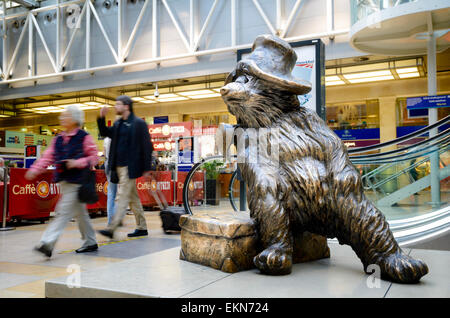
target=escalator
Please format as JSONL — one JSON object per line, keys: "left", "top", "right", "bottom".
{"left": 183, "top": 115, "right": 450, "bottom": 248}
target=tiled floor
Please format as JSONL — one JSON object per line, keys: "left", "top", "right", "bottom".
{"left": 0, "top": 211, "right": 172, "bottom": 298}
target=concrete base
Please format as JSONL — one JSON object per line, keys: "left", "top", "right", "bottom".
{"left": 45, "top": 243, "right": 450, "bottom": 298}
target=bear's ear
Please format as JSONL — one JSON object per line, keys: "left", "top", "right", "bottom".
{"left": 225, "top": 69, "right": 237, "bottom": 85}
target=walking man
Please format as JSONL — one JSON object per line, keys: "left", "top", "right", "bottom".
{"left": 97, "top": 95, "right": 153, "bottom": 238}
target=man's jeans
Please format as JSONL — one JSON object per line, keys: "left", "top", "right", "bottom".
{"left": 107, "top": 180, "right": 118, "bottom": 226}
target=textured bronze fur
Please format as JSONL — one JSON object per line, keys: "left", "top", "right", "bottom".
{"left": 220, "top": 35, "right": 428, "bottom": 283}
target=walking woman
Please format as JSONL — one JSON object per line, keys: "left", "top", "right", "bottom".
{"left": 25, "top": 105, "right": 99, "bottom": 257}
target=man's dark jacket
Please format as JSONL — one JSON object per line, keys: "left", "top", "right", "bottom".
{"left": 97, "top": 113, "right": 153, "bottom": 179}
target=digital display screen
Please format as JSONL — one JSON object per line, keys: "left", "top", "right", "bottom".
{"left": 26, "top": 145, "right": 37, "bottom": 158}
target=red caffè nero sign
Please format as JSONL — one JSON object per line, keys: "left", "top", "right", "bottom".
{"left": 9, "top": 168, "right": 60, "bottom": 217}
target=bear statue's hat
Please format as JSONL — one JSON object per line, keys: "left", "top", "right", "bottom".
{"left": 226, "top": 34, "right": 312, "bottom": 95}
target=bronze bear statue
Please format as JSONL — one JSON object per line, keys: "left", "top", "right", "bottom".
{"left": 219, "top": 34, "right": 428, "bottom": 283}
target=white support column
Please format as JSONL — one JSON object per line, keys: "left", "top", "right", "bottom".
{"left": 276, "top": 0, "right": 282, "bottom": 35}
{"left": 427, "top": 31, "right": 441, "bottom": 206}
{"left": 118, "top": 0, "right": 123, "bottom": 61}
{"left": 28, "top": 13, "right": 34, "bottom": 77}
{"left": 86, "top": 0, "right": 91, "bottom": 69}
{"left": 56, "top": 0, "right": 60, "bottom": 68}
{"left": 152, "top": 0, "right": 158, "bottom": 58}
{"left": 190, "top": 0, "right": 194, "bottom": 50}
{"left": 2, "top": 0, "right": 7, "bottom": 78}
{"left": 231, "top": 0, "right": 236, "bottom": 46}
{"left": 327, "top": 0, "right": 334, "bottom": 34}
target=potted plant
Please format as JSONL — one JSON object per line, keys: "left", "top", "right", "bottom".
{"left": 204, "top": 160, "right": 223, "bottom": 205}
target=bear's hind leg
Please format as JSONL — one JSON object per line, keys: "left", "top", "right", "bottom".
{"left": 335, "top": 193, "right": 428, "bottom": 283}
{"left": 251, "top": 192, "right": 293, "bottom": 275}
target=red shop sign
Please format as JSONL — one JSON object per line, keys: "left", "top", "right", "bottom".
{"left": 136, "top": 171, "right": 174, "bottom": 206}
{"left": 148, "top": 122, "right": 193, "bottom": 138}
{"left": 8, "top": 168, "right": 59, "bottom": 218}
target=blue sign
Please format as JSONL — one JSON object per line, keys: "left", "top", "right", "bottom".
{"left": 333, "top": 128, "right": 380, "bottom": 140}
{"left": 407, "top": 95, "right": 450, "bottom": 109}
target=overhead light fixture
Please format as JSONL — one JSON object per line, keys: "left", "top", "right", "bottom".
{"left": 157, "top": 97, "right": 189, "bottom": 102}
{"left": 343, "top": 70, "right": 392, "bottom": 80}
{"left": 347, "top": 75, "right": 394, "bottom": 84}
{"left": 0, "top": 114, "right": 11, "bottom": 118}
{"left": 84, "top": 101, "right": 101, "bottom": 106}
{"left": 189, "top": 93, "right": 222, "bottom": 99}
{"left": 325, "top": 57, "right": 424, "bottom": 86}
{"left": 155, "top": 93, "right": 178, "bottom": 99}
{"left": 132, "top": 97, "right": 146, "bottom": 102}
{"left": 398, "top": 72, "right": 420, "bottom": 79}
{"left": 141, "top": 100, "right": 157, "bottom": 104}
{"left": 178, "top": 89, "right": 215, "bottom": 96}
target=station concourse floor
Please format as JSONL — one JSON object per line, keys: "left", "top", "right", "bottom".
{"left": 0, "top": 211, "right": 174, "bottom": 298}
{"left": 0, "top": 203, "right": 449, "bottom": 298}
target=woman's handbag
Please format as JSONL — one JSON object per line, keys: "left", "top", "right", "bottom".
{"left": 78, "top": 168, "right": 99, "bottom": 204}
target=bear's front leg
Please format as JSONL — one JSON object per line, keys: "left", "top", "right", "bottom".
{"left": 250, "top": 191, "right": 293, "bottom": 275}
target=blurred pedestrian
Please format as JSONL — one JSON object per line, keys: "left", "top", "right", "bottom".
{"left": 0, "top": 158, "right": 8, "bottom": 182}
{"left": 103, "top": 136, "right": 118, "bottom": 226}
{"left": 97, "top": 96, "right": 153, "bottom": 239}
{"left": 25, "top": 105, "right": 99, "bottom": 257}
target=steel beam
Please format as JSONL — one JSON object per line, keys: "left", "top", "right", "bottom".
{"left": 12, "top": 0, "right": 37, "bottom": 9}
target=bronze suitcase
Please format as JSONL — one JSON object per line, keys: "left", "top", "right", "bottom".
{"left": 179, "top": 211, "right": 329, "bottom": 273}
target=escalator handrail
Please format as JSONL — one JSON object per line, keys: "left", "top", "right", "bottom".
{"left": 350, "top": 137, "right": 449, "bottom": 164}
{"left": 352, "top": 144, "right": 449, "bottom": 165}
{"left": 348, "top": 115, "right": 449, "bottom": 154}
{"left": 349, "top": 127, "right": 450, "bottom": 159}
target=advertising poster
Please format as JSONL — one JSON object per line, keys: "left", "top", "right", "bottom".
{"left": 35, "top": 135, "right": 52, "bottom": 150}
{"left": 292, "top": 45, "right": 317, "bottom": 115}
{"left": 5, "top": 131, "right": 25, "bottom": 149}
